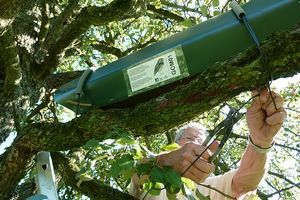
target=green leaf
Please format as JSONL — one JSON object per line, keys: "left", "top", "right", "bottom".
{"left": 84, "top": 138, "right": 99, "bottom": 148}
{"left": 148, "top": 182, "right": 163, "bottom": 196}
{"left": 165, "top": 183, "right": 181, "bottom": 194}
{"left": 123, "top": 168, "right": 135, "bottom": 180}
{"left": 162, "top": 143, "right": 180, "bottom": 151}
{"left": 98, "top": 143, "right": 112, "bottom": 150}
{"left": 200, "top": 5, "right": 208, "bottom": 16}
{"left": 76, "top": 173, "right": 93, "bottom": 182}
{"left": 154, "top": 3, "right": 162, "bottom": 9}
{"left": 109, "top": 162, "right": 121, "bottom": 178}
{"left": 103, "top": 131, "right": 114, "bottom": 140}
{"left": 136, "top": 163, "right": 153, "bottom": 174}
{"left": 118, "top": 154, "right": 134, "bottom": 170}
{"left": 150, "top": 166, "right": 165, "bottom": 183}
{"left": 213, "top": 10, "right": 221, "bottom": 16}
{"left": 76, "top": 166, "right": 87, "bottom": 176}
{"left": 196, "top": 189, "right": 210, "bottom": 200}
{"left": 163, "top": 166, "right": 182, "bottom": 188}
{"left": 125, "top": 178, "right": 132, "bottom": 188}
{"left": 75, "top": 167, "right": 93, "bottom": 181}
{"left": 182, "top": 177, "right": 195, "bottom": 189}
{"left": 180, "top": 19, "right": 193, "bottom": 28}
{"left": 139, "top": 144, "right": 156, "bottom": 158}
{"left": 247, "top": 194, "right": 261, "bottom": 200}
{"left": 166, "top": 191, "right": 177, "bottom": 200}
{"left": 110, "top": 154, "right": 134, "bottom": 178}
{"left": 117, "top": 134, "right": 136, "bottom": 145}
{"left": 212, "top": 0, "right": 219, "bottom": 7}
{"left": 133, "top": 145, "right": 143, "bottom": 160}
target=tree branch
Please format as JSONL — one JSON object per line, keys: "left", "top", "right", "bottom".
{"left": 52, "top": 152, "right": 137, "bottom": 200}
{"left": 0, "top": 0, "right": 28, "bottom": 35}
{"left": 257, "top": 189, "right": 268, "bottom": 200}
{"left": 230, "top": 134, "right": 300, "bottom": 153}
{"left": 0, "top": 140, "right": 34, "bottom": 199}
{"left": 92, "top": 41, "right": 125, "bottom": 58}
{"left": 34, "top": 0, "right": 80, "bottom": 64}
{"left": 1, "top": 22, "right": 299, "bottom": 200}
{"left": 147, "top": 4, "right": 185, "bottom": 22}
{"left": 92, "top": 36, "right": 158, "bottom": 59}
{"left": 44, "top": 70, "right": 83, "bottom": 90}
{"left": 0, "top": 98, "right": 15, "bottom": 143}
{"left": 266, "top": 182, "right": 300, "bottom": 198}
{"left": 0, "top": 26, "right": 21, "bottom": 95}
{"left": 17, "top": 24, "right": 300, "bottom": 152}
{"left": 268, "top": 171, "right": 300, "bottom": 189}
{"left": 160, "top": 0, "right": 202, "bottom": 14}
{"left": 0, "top": 0, "right": 27, "bottom": 18}
{"left": 9, "top": 180, "right": 36, "bottom": 200}
{"left": 26, "top": 91, "right": 53, "bottom": 122}
{"left": 123, "top": 37, "right": 158, "bottom": 55}
{"left": 198, "top": 183, "right": 236, "bottom": 199}
{"left": 274, "top": 143, "right": 300, "bottom": 153}
{"left": 36, "top": 0, "right": 51, "bottom": 47}
{"left": 34, "top": 0, "right": 147, "bottom": 79}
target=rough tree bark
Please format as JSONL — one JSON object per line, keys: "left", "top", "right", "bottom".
{"left": 1, "top": 24, "right": 299, "bottom": 199}
{"left": 0, "top": 0, "right": 299, "bottom": 199}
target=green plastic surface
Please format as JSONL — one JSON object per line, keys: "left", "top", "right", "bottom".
{"left": 54, "top": 0, "right": 300, "bottom": 113}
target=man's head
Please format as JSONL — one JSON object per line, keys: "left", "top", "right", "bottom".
{"left": 174, "top": 122, "right": 208, "bottom": 146}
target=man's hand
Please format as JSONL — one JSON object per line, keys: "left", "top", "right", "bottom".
{"left": 157, "top": 141, "right": 219, "bottom": 183}
{"left": 246, "top": 88, "right": 287, "bottom": 148}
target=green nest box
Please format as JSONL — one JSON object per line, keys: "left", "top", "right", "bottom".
{"left": 54, "top": 0, "right": 300, "bottom": 113}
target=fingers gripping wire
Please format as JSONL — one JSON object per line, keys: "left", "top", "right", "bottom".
{"left": 182, "top": 94, "right": 259, "bottom": 177}
{"left": 143, "top": 94, "right": 259, "bottom": 200}
{"left": 230, "top": 0, "right": 278, "bottom": 110}
{"left": 182, "top": 108, "right": 239, "bottom": 176}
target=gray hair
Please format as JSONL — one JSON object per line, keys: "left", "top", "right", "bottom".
{"left": 174, "top": 122, "right": 208, "bottom": 143}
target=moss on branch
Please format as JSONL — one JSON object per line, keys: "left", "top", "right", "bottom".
{"left": 0, "top": 19, "right": 299, "bottom": 200}
{"left": 0, "top": 27, "right": 21, "bottom": 95}
{"left": 17, "top": 24, "right": 300, "bottom": 152}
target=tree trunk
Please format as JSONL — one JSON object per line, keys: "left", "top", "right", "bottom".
{"left": 0, "top": 0, "right": 299, "bottom": 198}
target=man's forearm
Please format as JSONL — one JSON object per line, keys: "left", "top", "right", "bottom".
{"left": 231, "top": 144, "right": 269, "bottom": 197}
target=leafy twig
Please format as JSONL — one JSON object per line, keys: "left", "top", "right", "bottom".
{"left": 198, "top": 183, "right": 237, "bottom": 199}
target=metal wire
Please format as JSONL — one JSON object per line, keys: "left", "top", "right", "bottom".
{"left": 181, "top": 94, "right": 259, "bottom": 177}
{"left": 240, "top": 15, "right": 278, "bottom": 110}
{"left": 144, "top": 2, "right": 279, "bottom": 199}
{"left": 76, "top": 93, "right": 80, "bottom": 118}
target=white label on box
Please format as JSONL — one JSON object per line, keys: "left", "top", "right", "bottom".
{"left": 127, "top": 51, "right": 181, "bottom": 93}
